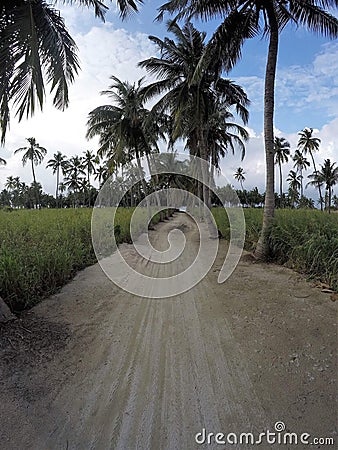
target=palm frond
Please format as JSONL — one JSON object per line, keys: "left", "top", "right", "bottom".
{"left": 290, "top": 0, "right": 338, "bottom": 38}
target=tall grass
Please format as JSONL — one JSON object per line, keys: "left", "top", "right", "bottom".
{"left": 0, "top": 209, "right": 94, "bottom": 311}
{"left": 1, "top": 207, "right": 336, "bottom": 312}
{"left": 213, "top": 208, "right": 338, "bottom": 291}
{"left": 0, "top": 207, "right": 174, "bottom": 312}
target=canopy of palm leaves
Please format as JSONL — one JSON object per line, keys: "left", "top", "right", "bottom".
{"left": 86, "top": 76, "right": 165, "bottom": 163}
{"left": 157, "top": 0, "right": 337, "bottom": 257}
{"left": 139, "top": 21, "right": 249, "bottom": 157}
{"left": 0, "top": 0, "right": 143, "bottom": 144}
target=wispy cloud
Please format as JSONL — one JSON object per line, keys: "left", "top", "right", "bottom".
{"left": 236, "top": 41, "right": 338, "bottom": 117}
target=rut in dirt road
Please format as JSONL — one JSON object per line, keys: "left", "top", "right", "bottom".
{"left": 0, "top": 213, "right": 336, "bottom": 450}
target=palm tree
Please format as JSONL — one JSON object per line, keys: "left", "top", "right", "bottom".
{"left": 46, "top": 151, "right": 68, "bottom": 207}
{"left": 234, "top": 167, "right": 246, "bottom": 195}
{"left": 293, "top": 149, "right": 310, "bottom": 197}
{"left": 65, "top": 156, "right": 85, "bottom": 180}
{"left": 158, "top": 0, "right": 337, "bottom": 258}
{"left": 82, "top": 150, "right": 98, "bottom": 205}
{"left": 5, "top": 176, "right": 23, "bottom": 208}
{"left": 0, "top": 0, "right": 143, "bottom": 144}
{"left": 274, "top": 137, "right": 290, "bottom": 207}
{"left": 64, "top": 164, "right": 86, "bottom": 208}
{"left": 319, "top": 159, "right": 338, "bottom": 213}
{"left": 87, "top": 76, "right": 164, "bottom": 220}
{"left": 95, "top": 164, "right": 110, "bottom": 188}
{"left": 5, "top": 176, "right": 17, "bottom": 192}
{"left": 14, "top": 137, "right": 47, "bottom": 207}
{"left": 287, "top": 170, "right": 301, "bottom": 207}
{"left": 297, "top": 128, "right": 324, "bottom": 210}
{"left": 139, "top": 21, "right": 249, "bottom": 211}
{"left": 82, "top": 150, "right": 97, "bottom": 185}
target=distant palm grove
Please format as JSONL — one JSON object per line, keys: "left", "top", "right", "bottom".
{"left": 0, "top": 0, "right": 337, "bottom": 261}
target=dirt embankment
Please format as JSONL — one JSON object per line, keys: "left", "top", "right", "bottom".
{"left": 0, "top": 213, "right": 336, "bottom": 449}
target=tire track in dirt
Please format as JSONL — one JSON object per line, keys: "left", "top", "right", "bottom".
{"left": 0, "top": 213, "right": 336, "bottom": 450}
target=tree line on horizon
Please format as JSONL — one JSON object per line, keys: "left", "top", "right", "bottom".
{"left": 0, "top": 132, "right": 337, "bottom": 212}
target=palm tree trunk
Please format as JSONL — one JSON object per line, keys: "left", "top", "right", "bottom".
{"left": 146, "top": 153, "right": 163, "bottom": 218}
{"left": 56, "top": 167, "right": 59, "bottom": 208}
{"left": 135, "top": 148, "right": 152, "bottom": 229}
{"left": 31, "top": 158, "right": 39, "bottom": 208}
{"left": 309, "top": 151, "right": 324, "bottom": 211}
{"left": 255, "top": 21, "right": 278, "bottom": 260}
{"left": 300, "top": 168, "right": 303, "bottom": 197}
{"left": 328, "top": 187, "right": 332, "bottom": 214}
{"left": 31, "top": 158, "right": 36, "bottom": 184}
{"left": 279, "top": 162, "right": 283, "bottom": 207}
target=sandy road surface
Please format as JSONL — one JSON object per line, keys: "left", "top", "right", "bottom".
{"left": 0, "top": 213, "right": 336, "bottom": 449}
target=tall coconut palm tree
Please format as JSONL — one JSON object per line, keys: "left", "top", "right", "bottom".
{"left": 318, "top": 159, "right": 338, "bottom": 213}
{"left": 287, "top": 169, "right": 301, "bottom": 207}
{"left": 65, "top": 156, "right": 85, "bottom": 180}
{"left": 95, "top": 164, "right": 110, "bottom": 188}
{"left": 46, "top": 151, "right": 68, "bottom": 207}
{"left": 82, "top": 150, "right": 98, "bottom": 205}
{"left": 306, "top": 171, "right": 324, "bottom": 208}
{"left": 274, "top": 137, "right": 290, "bottom": 207}
{"left": 0, "top": 0, "right": 143, "bottom": 144}
{"left": 139, "top": 21, "right": 249, "bottom": 211}
{"left": 14, "top": 137, "right": 46, "bottom": 207}
{"left": 234, "top": 167, "right": 246, "bottom": 192}
{"left": 87, "top": 76, "right": 165, "bottom": 220}
{"left": 297, "top": 127, "right": 324, "bottom": 210}
{"left": 82, "top": 150, "right": 97, "bottom": 186}
{"left": 293, "top": 149, "right": 310, "bottom": 197}
{"left": 158, "top": 0, "right": 337, "bottom": 258}
{"left": 64, "top": 160, "right": 86, "bottom": 208}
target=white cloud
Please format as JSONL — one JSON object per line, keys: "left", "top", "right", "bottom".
{"left": 236, "top": 41, "right": 338, "bottom": 117}
{"left": 0, "top": 19, "right": 156, "bottom": 192}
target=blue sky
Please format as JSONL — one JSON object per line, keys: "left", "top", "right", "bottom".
{"left": 1, "top": 1, "right": 337, "bottom": 201}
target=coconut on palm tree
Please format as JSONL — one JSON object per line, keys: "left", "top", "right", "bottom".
{"left": 297, "top": 128, "right": 324, "bottom": 210}
{"left": 274, "top": 137, "right": 290, "bottom": 207}
{"left": 0, "top": 0, "right": 143, "bottom": 144}
{"left": 46, "top": 151, "right": 68, "bottom": 207}
{"left": 293, "top": 149, "right": 310, "bottom": 198}
{"left": 0, "top": 157, "right": 6, "bottom": 166}
{"left": 14, "top": 137, "right": 47, "bottom": 207}
{"left": 158, "top": 0, "right": 337, "bottom": 258}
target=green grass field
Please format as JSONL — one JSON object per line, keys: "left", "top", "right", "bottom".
{"left": 0, "top": 207, "right": 337, "bottom": 312}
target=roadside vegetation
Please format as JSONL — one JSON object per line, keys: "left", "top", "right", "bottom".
{"left": 0, "top": 207, "right": 174, "bottom": 312}
{"left": 213, "top": 208, "right": 338, "bottom": 292}
{"left": 1, "top": 207, "right": 337, "bottom": 314}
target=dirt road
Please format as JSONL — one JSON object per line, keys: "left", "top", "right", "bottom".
{"left": 0, "top": 213, "right": 336, "bottom": 449}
